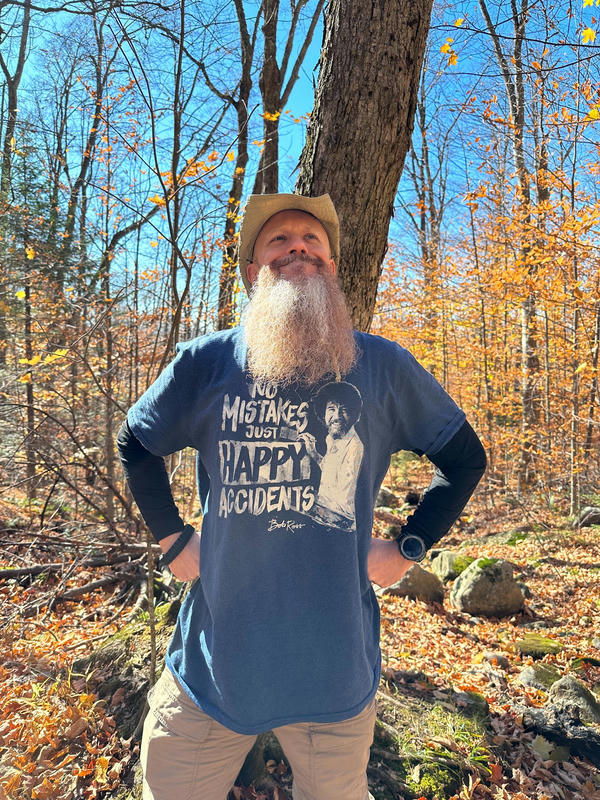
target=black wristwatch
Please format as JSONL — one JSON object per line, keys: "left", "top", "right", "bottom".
{"left": 395, "top": 530, "right": 427, "bottom": 562}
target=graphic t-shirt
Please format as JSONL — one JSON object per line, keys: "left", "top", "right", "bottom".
{"left": 128, "top": 327, "right": 465, "bottom": 734}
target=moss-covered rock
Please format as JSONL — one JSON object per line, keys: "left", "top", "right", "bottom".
{"left": 513, "top": 633, "right": 563, "bottom": 658}
{"left": 450, "top": 558, "right": 524, "bottom": 617}
{"left": 408, "top": 762, "right": 460, "bottom": 799}
{"left": 384, "top": 564, "right": 445, "bottom": 603}
{"left": 430, "top": 550, "right": 475, "bottom": 583}
{"left": 515, "top": 663, "right": 562, "bottom": 689}
{"left": 370, "top": 682, "right": 495, "bottom": 799}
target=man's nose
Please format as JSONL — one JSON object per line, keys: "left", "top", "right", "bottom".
{"left": 287, "top": 234, "right": 307, "bottom": 254}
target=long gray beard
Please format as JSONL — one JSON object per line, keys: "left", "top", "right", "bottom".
{"left": 242, "top": 268, "right": 357, "bottom": 388}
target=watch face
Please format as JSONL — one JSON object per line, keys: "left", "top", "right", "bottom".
{"left": 401, "top": 534, "right": 426, "bottom": 561}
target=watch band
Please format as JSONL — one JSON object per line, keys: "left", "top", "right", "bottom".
{"left": 160, "top": 524, "right": 194, "bottom": 567}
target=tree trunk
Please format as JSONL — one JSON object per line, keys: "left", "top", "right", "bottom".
{"left": 253, "top": 0, "right": 281, "bottom": 195}
{"left": 296, "top": 0, "right": 433, "bottom": 331}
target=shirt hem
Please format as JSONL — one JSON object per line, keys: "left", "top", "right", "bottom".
{"left": 164, "top": 654, "right": 381, "bottom": 735}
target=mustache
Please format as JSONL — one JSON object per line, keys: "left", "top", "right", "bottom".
{"left": 269, "top": 252, "right": 327, "bottom": 270}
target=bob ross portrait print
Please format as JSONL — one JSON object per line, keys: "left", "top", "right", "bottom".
{"left": 301, "top": 382, "right": 364, "bottom": 532}
{"left": 218, "top": 378, "right": 364, "bottom": 534}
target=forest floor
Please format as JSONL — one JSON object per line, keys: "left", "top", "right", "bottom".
{"left": 0, "top": 478, "right": 599, "bottom": 800}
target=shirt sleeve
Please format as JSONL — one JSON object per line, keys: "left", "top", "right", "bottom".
{"left": 401, "top": 419, "right": 487, "bottom": 550}
{"left": 127, "top": 343, "right": 194, "bottom": 456}
{"left": 116, "top": 419, "right": 185, "bottom": 542}
{"left": 389, "top": 346, "right": 466, "bottom": 457}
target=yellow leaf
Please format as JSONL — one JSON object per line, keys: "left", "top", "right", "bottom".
{"left": 440, "top": 43, "right": 451, "bottom": 54}
{"left": 587, "top": 108, "right": 599, "bottom": 119}
{"left": 454, "top": 17, "right": 464, "bottom": 25}
{"left": 583, "top": 0, "right": 593, "bottom": 6}
{"left": 582, "top": 27, "right": 596, "bottom": 43}
{"left": 25, "top": 246, "right": 35, "bottom": 260}
{"left": 54, "top": 348, "right": 68, "bottom": 357}
{"left": 10, "top": 136, "right": 15, "bottom": 150}
{"left": 448, "top": 52, "right": 458, "bottom": 66}
{"left": 148, "top": 194, "right": 165, "bottom": 206}
{"left": 18, "top": 374, "right": 32, "bottom": 383}
{"left": 575, "top": 362, "right": 588, "bottom": 374}
{"left": 15, "top": 290, "right": 26, "bottom": 299}
{"left": 226, "top": 151, "right": 236, "bottom": 161}
{"left": 95, "top": 755, "right": 110, "bottom": 785}
{"left": 531, "top": 61, "right": 542, "bottom": 70}
{"left": 150, "top": 241, "right": 158, "bottom": 248}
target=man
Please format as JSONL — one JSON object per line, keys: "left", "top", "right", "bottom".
{"left": 301, "top": 381, "right": 364, "bottom": 531}
{"left": 118, "top": 193, "right": 486, "bottom": 800}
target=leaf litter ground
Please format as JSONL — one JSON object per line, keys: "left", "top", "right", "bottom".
{"left": 0, "top": 485, "right": 599, "bottom": 800}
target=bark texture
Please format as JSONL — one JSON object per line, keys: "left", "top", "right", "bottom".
{"left": 296, "top": 0, "right": 434, "bottom": 331}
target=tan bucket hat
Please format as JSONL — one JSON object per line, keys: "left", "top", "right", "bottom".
{"left": 237, "top": 193, "right": 340, "bottom": 292}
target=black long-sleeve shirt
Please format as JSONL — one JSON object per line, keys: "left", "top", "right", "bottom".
{"left": 117, "top": 417, "right": 486, "bottom": 548}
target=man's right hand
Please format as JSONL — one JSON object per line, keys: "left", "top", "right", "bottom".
{"left": 159, "top": 529, "right": 201, "bottom": 581}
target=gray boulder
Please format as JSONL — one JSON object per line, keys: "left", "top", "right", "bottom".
{"left": 548, "top": 676, "right": 600, "bottom": 723}
{"left": 450, "top": 557, "right": 524, "bottom": 617}
{"left": 384, "top": 564, "right": 444, "bottom": 603}
{"left": 572, "top": 505, "right": 600, "bottom": 528}
{"left": 375, "top": 485, "right": 398, "bottom": 508}
{"left": 430, "top": 550, "right": 474, "bottom": 582}
{"left": 482, "top": 652, "right": 510, "bottom": 670}
{"left": 515, "top": 663, "right": 562, "bottom": 690}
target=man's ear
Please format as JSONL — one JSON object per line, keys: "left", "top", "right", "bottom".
{"left": 246, "top": 262, "right": 259, "bottom": 285}
{"left": 328, "top": 259, "right": 336, "bottom": 275}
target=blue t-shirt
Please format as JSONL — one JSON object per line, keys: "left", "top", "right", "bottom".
{"left": 128, "top": 327, "right": 465, "bottom": 734}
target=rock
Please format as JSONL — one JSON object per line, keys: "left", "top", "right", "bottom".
{"left": 404, "top": 490, "right": 421, "bottom": 507}
{"left": 375, "top": 506, "right": 396, "bottom": 516}
{"left": 548, "top": 676, "right": 600, "bottom": 723}
{"left": 449, "top": 558, "right": 524, "bottom": 617}
{"left": 504, "top": 528, "right": 531, "bottom": 545}
{"left": 514, "top": 633, "right": 563, "bottom": 658}
{"left": 375, "top": 485, "right": 398, "bottom": 508}
{"left": 522, "top": 619, "right": 560, "bottom": 630}
{"left": 516, "top": 580, "right": 532, "bottom": 598}
{"left": 384, "top": 564, "right": 445, "bottom": 603}
{"left": 482, "top": 652, "right": 510, "bottom": 670}
{"left": 451, "top": 689, "right": 489, "bottom": 718}
{"left": 430, "top": 550, "right": 474, "bottom": 583}
{"left": 572, "top": 505, "right": 600, "bottom": 528}
{"left": 515, "top": 663, "right": 562, "bottom": 690}
{"left": 571, "top": 655, "right": 600, "bottom": 673}
{"left": 385, "top": 524, "right": 403, "bottom": 539}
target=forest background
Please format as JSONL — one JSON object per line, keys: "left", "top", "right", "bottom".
{"left": 1, "top": 0, "right": 600, "bottom": 798}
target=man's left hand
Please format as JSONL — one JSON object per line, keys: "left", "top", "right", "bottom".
{"left": 367, "top": 537, "right": 414, "bottom": 588}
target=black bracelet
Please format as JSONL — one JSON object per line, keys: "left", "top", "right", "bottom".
{"left": 160, "top": 524, "right": 194, "bottom": 567}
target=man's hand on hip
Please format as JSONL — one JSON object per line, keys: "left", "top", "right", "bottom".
{"left": 367, "top": 537, "right": 414, "bottom": 588}
{"left": 159, "top": 529, "right": 201, "bottom": 581}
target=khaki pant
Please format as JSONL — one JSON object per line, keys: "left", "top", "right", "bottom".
{"left": 141, "top": 667, "right": 376, "bottom": 800}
